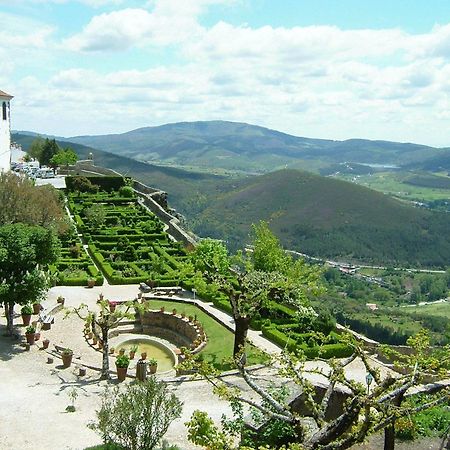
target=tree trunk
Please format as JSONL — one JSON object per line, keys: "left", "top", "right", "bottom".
{"left": 4, "top": 301, "right": 14, "bottom": 336}
{"left": 100, "top": 326, "right": 111, "bottom": 380}
{"left": 234, "top": 316, "right": 250, "bottom": 364}
{"left": 384, "top": 425, "right": 395, "bottom": 450}
{"left": 384, "top": 393, "right": 404, "bottom": 450}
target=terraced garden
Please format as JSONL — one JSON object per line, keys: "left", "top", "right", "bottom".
{"left": 66, "top": 182, "right": 187, "bottom": 286}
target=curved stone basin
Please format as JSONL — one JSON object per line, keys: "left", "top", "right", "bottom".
{"left": 115, "top": 336, "right": 176, "bottom": 373}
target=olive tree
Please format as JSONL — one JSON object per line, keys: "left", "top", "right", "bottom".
{"left": 89, "top": 377, "right": 183, "bottom": 450}
{"left": 185, "top": 330, "right": 450, "bottom": 450}
{"left": 71, "top": 300, "right": 133, "bottom": 379}
{"left": 189, "top": 223, "right": 322, "bottom": 361}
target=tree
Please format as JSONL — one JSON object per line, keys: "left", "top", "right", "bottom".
{"left": 72, "top": 300, "right": 133, "bottom": 379}
{"left": 0, "top": 224, "right": 60, "bottom": 335}
{"left": 184, "top": 330, "right": 450, "bottom": 450}
{"left": 84, "top": 204, "right": 107, "bottom": 228}
{"left": 27, "top": 137, "right": 45, "bottom": 162}
{"left": 0, "top": 171, "right": 67, "bottom": 233}
{"left": 89, "top": 377, "right": 183, "bottom": 450}
{"left": 40, "top": 138, "right": 61, "bottom": 166}
{"left": 49, "top": 147, "right": 78, "bottom": 169}
{"left": 189, "top": 223, "right": 322, "bottom": 361}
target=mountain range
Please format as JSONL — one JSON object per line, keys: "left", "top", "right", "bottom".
{"left": 12, "top": 122, "right": 450, "bottom": 267}
{"left": 54, "top": 121, "right": 450, "bottom": 174}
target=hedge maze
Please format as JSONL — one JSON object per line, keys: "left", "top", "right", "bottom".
{"left": 65, "top": 177, "right": 187, "bottom": 286}
{"left": 49, "top": 224, "right": 104, "bottom": 286}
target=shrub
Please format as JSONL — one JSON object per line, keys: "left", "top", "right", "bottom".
{"left": 21, "top": 304, "right": 33, "bottom": 315}
{"left": 119, "top": 186, "right": 134, "bottom": 198}
{"left": 89, "top": 378, "right": 182, "bottom": 450}
{"left": 115, "top": 355, "right": 130, "bottom": 368}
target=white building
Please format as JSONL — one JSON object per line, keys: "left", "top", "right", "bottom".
{"left": 0, "top": 89, "right": 13, "bottom": 172}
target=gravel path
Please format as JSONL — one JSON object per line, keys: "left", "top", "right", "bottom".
{"left": 0, "top": 284, "right": 439, "bottom": 449}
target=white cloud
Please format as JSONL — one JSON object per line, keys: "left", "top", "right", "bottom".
{"left": 6, "top": 1, "right": 450, "bottom": 146}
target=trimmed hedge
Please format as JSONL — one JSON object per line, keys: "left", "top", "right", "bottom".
{"left": 66, "top": 176, "right": 126, "bottom": 192}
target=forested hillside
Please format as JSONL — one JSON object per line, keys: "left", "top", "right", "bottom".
{"left": 191, "top": 169, "right": 450, "bottom": 267}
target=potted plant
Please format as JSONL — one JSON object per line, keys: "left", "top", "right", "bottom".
{"left": 42, "top": 338, "right": 50, "bottom": 349}
{"left": 116, "top": 354, "right": 130, "bottom": 382}
{"left": 140, "top": 351, "right": 147, "bottom": 360}
{"left": 25, "top": 325, "right": 36, "bottom": 345}
{"left": 129, "top": 344, "right": 138, "bottom": 359}
{"left": 172, "top": 308, "right": 177, "bottom": 315}
{"left": 148, "top": 358, "right": 158, "bottom": 374}
{"left": 57, "top": 295, "right": 65, "bottom": 306}
{"left": 62, "top": 348, "right": 73, "bottom": 368}
{"left": 87, "top": 278, "right": 96, "bottom": 288}
{"left": 21, "top": 305, "right": 33, "bottom": 326}
{"left": 32, "top": 302, "right": 42, "bottom": 315}
{"left": 160, "top": 306, "right": 165, "bottom": 313}
{"left": 118, "top": 348, "right": 125, "bottom": 356}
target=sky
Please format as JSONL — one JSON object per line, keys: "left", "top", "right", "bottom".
{"left": 2, "top": 0, "right": 450, "bottom": 146}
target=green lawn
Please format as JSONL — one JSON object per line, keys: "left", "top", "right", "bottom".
{"left": 146, "top": 299, "right": 267, "bottom": 369}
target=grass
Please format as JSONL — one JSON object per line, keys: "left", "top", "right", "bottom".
{"left": 147, "top": 299, "right": 267, "bottom": 370}
{"left": 343, "top": 171, "right": 450, "bottom": 202}
{"left": 403, "top": 301, "right": 450, "bottom": 316}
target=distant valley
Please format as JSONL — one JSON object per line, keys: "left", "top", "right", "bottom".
{"left": 12, "top": 122, "right": 450, "bottom": 268}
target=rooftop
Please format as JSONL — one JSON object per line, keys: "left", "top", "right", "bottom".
{"left": 0, "top": 89, "right": 13, "bottom": 99}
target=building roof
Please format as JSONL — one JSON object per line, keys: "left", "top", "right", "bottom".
{"left": 0, "top": 90, "right": 13, "bottom": 99}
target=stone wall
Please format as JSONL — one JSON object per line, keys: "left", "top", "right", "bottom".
{"left": 140, "top": 310, "right": 205, "bottom": 352}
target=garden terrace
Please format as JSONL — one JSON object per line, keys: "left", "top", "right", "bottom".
{"left": 67, "top": 190, "right": 188, "bottom": 285}
{"left": 49, "top": 224, "right": 104, "bottom": 287}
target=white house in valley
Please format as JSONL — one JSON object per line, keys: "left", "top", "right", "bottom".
{"left": 0, "top": 89, "right": 13, "bottom": 172}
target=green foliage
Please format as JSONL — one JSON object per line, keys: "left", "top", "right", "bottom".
{"left": 85, "top": 204, "right": 107, "bottom": 228}
{"left": 89, "top": 378, "right": 182, "bottom": 450}
{"left": 67, "top": 176, "right": 99, "bottom": 193}
{"left": 50, "top": 147, "right": 78, "bottom": 167}
{"left": 118, "top": 186, "right": 134, "bottom": 198}
{"left": 115, "top": 354, "right": 129, "bottom": 368}
{"left": 186, "top": 410, "right": 232, "bottom": 450}
{"left": 189, "top": 238, "right": 230, "bottom": 274}
{"left": 21, "top": 304, "right": 33, "bottom": 315}
{"left": 0, "top": 224, "right": 60, "bottom": 307}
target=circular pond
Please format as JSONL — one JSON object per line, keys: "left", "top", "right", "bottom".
{"left": 115, "top": 337, "right": 176, "bottom": 373}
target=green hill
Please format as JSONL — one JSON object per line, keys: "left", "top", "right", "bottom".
{"left": 191, "top": 169, "right": 450, "bottom": 267}
{"left": 12, "top": 132, "right": 227, "bottom": 212}
{"left": 63, "top": 121, "right": 447, "bottom": 174}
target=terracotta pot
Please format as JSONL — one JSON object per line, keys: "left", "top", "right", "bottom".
{"left": 129, "top": 351, "right": 136, "bottom": 359}
{"left": 33, "top": 303, "right": 41, "bottom": 315}
{"left": 34, "top": 332, "right": 41, "bottom": 342}
{"left": 141, "top": 352, "right": 147, "bottom": 360}
{"left": 42, "top": 339, "right": 50, "bottom": 349}
{"left": 79, "top": 367, "right": 86, "bottom": 377}
{"left": 172, "top": 309, "right": 177, "bottom": 315}
{"left": 25, "top": 333, "right": 35, "bottom": 345}
{"left": 110, "top": 347, "right": 115, "bottom": 354}
{"left": 22, "top": 314, "right": 31, "bottom": 326}
{"left": 62, "top": 353, "right": 73, "bottom": 368}
{"left": 160, "top": 307, "right": 165, "bottom": 313}
{"left": 116, "top": 365, "right": 128, "bottom": 382}
{"left": 149, "top": 364, "right": 157, "bottom": 374}
{"left": 87, "top": 279, "right": 96, "bottom": 288}
{"left": 119, "top": 349, "right": 125, "bottom": 356}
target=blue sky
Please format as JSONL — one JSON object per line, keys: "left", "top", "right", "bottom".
{"left": 2, "top": 0, "right": 450, "bottom": 146}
